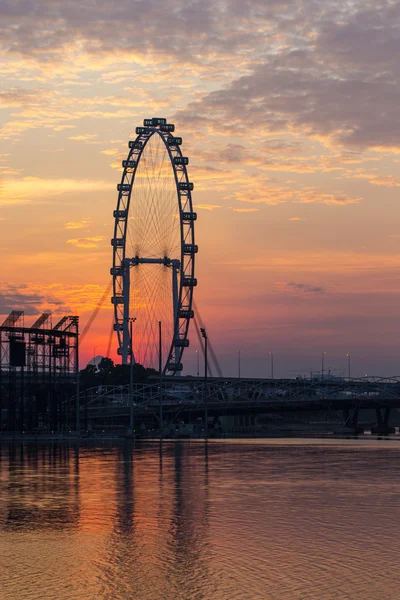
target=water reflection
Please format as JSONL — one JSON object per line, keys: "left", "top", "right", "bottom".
{"left": 1, "top": 439, "right": 400, "bottom": 599}
{"left": 2, "top": 443, "right": 80, "bottom": 531}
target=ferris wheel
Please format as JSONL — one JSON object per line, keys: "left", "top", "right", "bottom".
{"left": 111, "top": 118, "right": 197, "bottom": 374}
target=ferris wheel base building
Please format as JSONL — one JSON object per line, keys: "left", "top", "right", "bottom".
{"left": 111, "top": 118, "right": 197, "bottom": 376}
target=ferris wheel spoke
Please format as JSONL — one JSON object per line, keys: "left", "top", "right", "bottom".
{"left": 144, "top": 167, "right": 173, "bottom": 253}
{"left": 145, "top": 220, "right": 180, "bottom": 258}
{"left": 141, "top": 276, "right": 171, "bottom": 363}
{"left": 142, "top": 150, "right": 163, "bottom": 244}
{"left": 146, "top": 143, "right": 176, "bottom": 251}
{"left": 132, "top": 270, "right": 159, "bottom": 362}
{"left": 133, "top": 266, "right": 173, "bottom": 363}
{"left": 142, "top": 204, "right": 180, "bottom": 257}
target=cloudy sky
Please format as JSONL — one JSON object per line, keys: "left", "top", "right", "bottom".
{"left": 1, "top": 0, "right": 399, "bottom": 376}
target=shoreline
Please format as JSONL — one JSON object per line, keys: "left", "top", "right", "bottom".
{"left": 1, "top": 431, "right": 400, "bottom": 443}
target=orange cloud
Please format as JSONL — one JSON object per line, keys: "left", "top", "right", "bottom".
{"left": 67, "top": 236, "right": 105, "bottom": 248}
{"left": 65, "top": 219, "right": 92, "bottom": 230}
{"left": 195, "top": 204, "right": 221, "bottom": 211}
{"left": 69, "top": 133, "right": 97, "bottom": 142}
{"left": 0, "top": 282, "right": 111, "bottom": 316}
{"left": 0, "top": 177, "right": 114, "bottom": 204}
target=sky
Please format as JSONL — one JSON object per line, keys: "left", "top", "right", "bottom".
{"left": 0, "top": 0, "right": 400, "bottom": 377}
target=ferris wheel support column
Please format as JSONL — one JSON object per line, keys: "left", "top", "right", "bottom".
{"left": 122, "top": 260, "right": 131, "bottom": 365}
{"left": 172, "top": 262, "right": 180, "bottom": 375}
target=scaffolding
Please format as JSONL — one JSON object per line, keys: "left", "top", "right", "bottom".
{"left": 0, "top": 311, "right": 79, "bottom": 432}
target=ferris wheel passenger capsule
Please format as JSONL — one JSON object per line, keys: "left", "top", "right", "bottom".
{"left": 183, "top": 244, "right": 198, "bottom": 254}
{"left": 182, "top": 277, "right": 197, "bottom": 287}
{"left": 152, "top": 117, "right": 167, "bottom": 126}
{"left": 179, "top": 309, "right": 194, "bottom": 319}
{"left": 182, "top": 212, "right": 197, "bottom": 221}
{"left": 117, "top": 183, "right": 131, "bottom": 192}
{"left": 179, "top": 182, "right": 194, "bottom": 191}
{"left": 167, "top": 362, "right": 183, "bottom": 372}
{"left": 174, "top": 156, "right": 188, "bottom": 165}
{"left": 122, "top": 160, "right": 136, "bottom": 168}
{"left": 167, "top": 136, "right": 182, "bottom": 145}
{"left": 113, "top": 209, "right": 127, "bottom": 219}
{"left": 174, "top": 338, "right": 190, "bottom": 347}
{"left": 160, "top": 123, "right": 175, "bottom": 132}
{"left": 129, "top": 140, "right": 142, "bottom": 149}
{"left": 143, "top": 119, "right": 153, "bottom": 126}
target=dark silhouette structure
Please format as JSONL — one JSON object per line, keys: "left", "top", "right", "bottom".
{"left": 0, "top": 311, "right": 79, "bottom": 432}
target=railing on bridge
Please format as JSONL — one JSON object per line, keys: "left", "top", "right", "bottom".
{"left": 80, "top": 376, "right": 400, "bottom": 419}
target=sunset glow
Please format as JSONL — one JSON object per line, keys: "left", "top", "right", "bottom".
{"left": 1, "top": 0, "right": 399, "bottom": 376}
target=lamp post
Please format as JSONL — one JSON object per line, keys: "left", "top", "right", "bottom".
{"left": 321, "top": 351, "right": 326, "bottom": 380}
{"left": 89, "top": 345, "right": 99, "bottom": 430}
{"left": 159, "top": 321, "right": 163, "bottom": 438}
{"left": 238, "top": 349, "right": 242, "bottom": 379}
{"left": 196, "top": 349, "right": 199, "bottom": 378}
{"left": 128, "top": 317, "right": 136, "bottom": 433}
{"left": 93, "top": 345, "right": 99, "bottom": 368}
{"left": 200, "top": 328, "right": 208, "bottom": 438}
{"left": 75, "top": 322, "right": 80, "bottom": 434}
{"left": 346, "top": 353, "right": 351, "bottom": 380}
{"left": 269, "top": 352, "right": 274, "bottom": 380}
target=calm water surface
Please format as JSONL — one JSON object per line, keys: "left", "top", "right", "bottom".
{"left": 1, "top": 439, "right": 400, "bottom": 599}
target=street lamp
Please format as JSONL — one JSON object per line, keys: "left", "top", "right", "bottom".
{"left": 269, "top": 352, "right": 274, "bottom": 380}
{"left": 196, "top": 349, "right": 199, "bottom": 378}
{"left": 127, "top": 317, "right": 136, "bottom": 433}
{"left": 346, "top": 353, "right": 351, "bottom": 380}
{"left": 321, "top": 351, "right": 326, "bottom": 380}
{"left": 93, "top": 345, "right": 99, "bottom": 368}
{"left": 200, "top": 328, "right": 208, "bottom": 438}
{"left": 159, "top": 321, "right": 163, "bottom": 438}
{"left": 238, "top": 349, "right": 242, "bottom": 379}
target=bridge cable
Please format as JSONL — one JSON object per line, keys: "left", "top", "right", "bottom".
{"left": 192, "top": 299, "right": 223, "bottom": 377}
{"left": 79, "top": 280, "right": 112, "bottom": 346}
{"left": 106, "top": 312, "right": 114, "bottom": 359}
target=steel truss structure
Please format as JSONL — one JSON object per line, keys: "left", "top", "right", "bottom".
{"left": 0, "top": 311, "right": 79, "bottom": 432}
{"left": 111, "top": 117, "right": 197, "bottom": 375}
{"left": 81, "top": 376, "right": 400, "bottom": 432}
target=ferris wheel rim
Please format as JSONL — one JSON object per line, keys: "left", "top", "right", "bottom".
{"left": 111, "top": 121, "right": 197, "bottom": 375}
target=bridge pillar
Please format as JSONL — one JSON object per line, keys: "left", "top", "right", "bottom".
{"left": 341, "top": 407, "right": 362, "bottom": 434}
{"left": 343, "top": 408, "right": 350, "bottom": 427}
{"left": 212, "top": 416, "right": 223, "bottom": 434}
{"left": 352, "top": 406, "right": 360, "bottom": 430}
{"left": 372, "top": 408, "right": 394, "bottom": 434}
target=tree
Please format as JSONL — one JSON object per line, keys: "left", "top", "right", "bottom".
{"left": 79, "top": 358, "right": 150, "bottom": 390}
{"left": 97, "top": 357, "right": 114, "bottom": 384}
{"left": 79, "top": 363, "right": 97, "bottom": 390}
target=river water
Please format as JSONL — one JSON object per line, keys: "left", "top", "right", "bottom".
{"left": 1, "top": 439, "right": 400, "bottom": 599}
